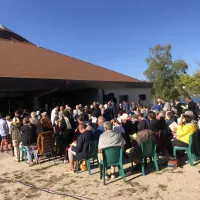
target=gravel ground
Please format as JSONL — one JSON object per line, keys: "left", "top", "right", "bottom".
{"left": 0, "top": 152, "right": 200, "bottom": 200}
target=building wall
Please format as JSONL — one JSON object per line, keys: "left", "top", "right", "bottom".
{"left": 103, "top": 88, "right": 151, "bottom": 106}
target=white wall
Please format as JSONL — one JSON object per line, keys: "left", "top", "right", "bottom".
{"left": 104, "top": 88, "right": 151, "bottom": 106}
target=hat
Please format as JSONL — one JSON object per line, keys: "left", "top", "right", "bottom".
{"left": 184, "top": 111, "right": 194, "bottom": 118}
{"left": 120, "top": 113, "right": 129, "bottom": 121}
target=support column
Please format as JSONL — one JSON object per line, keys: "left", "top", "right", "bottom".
{"left": 97, "top": 89, "right": 104, "bottom": 104}
{"left": 33, "top": 97, "right": 40, "bottom": 111}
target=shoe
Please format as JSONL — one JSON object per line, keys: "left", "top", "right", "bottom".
{"left": 105, "top": 174, "right": 110, "bottom": 179}
{"left": 111, "top": 174, "right": 116, "bottom": 179}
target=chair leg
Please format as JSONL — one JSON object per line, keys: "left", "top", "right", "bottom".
{"left": 141, "top": 159, "right": 145, "bottom": 176}
{"left": 103, "top": 166, "right": 106, "bottom": 185}
{"left": 76, "top": 161, "right": 79, "bottom": 173}
{"left": 99, "top": 164, "right": 103, "bottom": 180}
{"left": 191, "top": 154, "right": 197, "bottom": 162}
{"left": 86, "top": 160, "right": 91, "bottom": 175}
{"left": 18, "top": 149, "right": 20, "bottom": 162}
{"left": 187, "top": 150, "right": 194, "bottom": 166}
{"left": 154, "top": 155, "right": 159, "bottom": 171}
{"left": 24, "top": 150, "right": 27, "bottom": 163}
{"left": 120, "top": 164, "right": 126, "bottom": 182}
{"left": 173, "top": 147, "right": 176, "bottom": 157}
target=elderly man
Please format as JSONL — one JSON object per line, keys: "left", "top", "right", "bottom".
{"left": 66, "top": 123, "right": 95, "bottom": 173}
{"left": 98, "top": 121, "right": 126, "bottom": 178}
{"left": 93, "top": 116, "right": 105, "bottom": 138}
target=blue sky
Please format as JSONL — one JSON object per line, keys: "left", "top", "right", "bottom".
{"left": 1, "top": 0, "right": 200, "bottom": 80}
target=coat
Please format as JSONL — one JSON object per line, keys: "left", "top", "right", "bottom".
{"left": 72, "top": 130, "right": 95, "bottom": 160}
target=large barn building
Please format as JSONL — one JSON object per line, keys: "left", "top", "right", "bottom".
{"left": 0, "top": 24, "right": 151, "bottom": 114}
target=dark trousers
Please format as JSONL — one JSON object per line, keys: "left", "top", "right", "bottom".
{"left": 172, "top": 139, "right": 188, "bottom": 147}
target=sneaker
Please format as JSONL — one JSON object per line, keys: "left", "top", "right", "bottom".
{"left": 111, "top": 174, "right": 116, "bottom": 179}
{"left": 105, "top": 174, "right": 110, "bottom": 179}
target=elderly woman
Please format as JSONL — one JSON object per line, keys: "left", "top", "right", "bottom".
{"left": 172, "top": 111, "right": 197, "bottom": 147}
{"left": 40, "top": 112, "right": 53, "bottom": 132}
{"left": 10, "top": 117, "right": 21, "bottom": 161}
{"left": 30, "top": 112, "right": 42, "bottom": 135}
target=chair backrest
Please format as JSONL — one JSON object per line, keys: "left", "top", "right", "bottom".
{"left": 141, "top": 139, "right": 154, "bottom": 158}
{"left": 188, "top": 132, "right": 196, "bottom": 149}
{"left": 37, "top": 131, "right": 54, "bottom": 155}
{"left": 102, "top": 146, "right": 122, "bottom": 166}
{"left": 88, "top": 140, "right": 98, "bottom": 158}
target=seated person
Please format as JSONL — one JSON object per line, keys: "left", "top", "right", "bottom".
{"left": 172, "top": 111, "right": 197, "bottom": 147}
{"left": 93, "top": 116, "right": 105, "bottom": 138}
{"left": 126, "top": 122, "right": 155, "bottom": 170}
{"left": 98, "top": 121, "right": 126, "bottom": 178}
{"left": 66, "top": 123, "right": 95, "bottom": 173}
{"left": 148, "top": 111, "right": 157, "bottom": 132}
{"left": 113, "top": 118, "right": 125, "bottom": 134}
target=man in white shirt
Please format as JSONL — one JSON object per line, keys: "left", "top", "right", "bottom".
{"left": 51, "top": 106, "right": 59, "bottom": 124}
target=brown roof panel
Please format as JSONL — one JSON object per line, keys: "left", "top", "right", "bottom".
{"left": 0, "top": 39, "right": 141, "bottom": 82}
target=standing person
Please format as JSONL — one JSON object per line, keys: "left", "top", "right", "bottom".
{"left": 52, "top": 111, "right": 60, "bottom": 134}
{"left": 175, "top": 99, "right": 182, "bottom": 116}
{"left": 0, "top": 114, "right": 9, "bottom": 152}
{"left": 60, "top": 110, "right": 74, "bottom": 148}
{"left": 41, "top": 112, "right": 53, "bottom": 132}
{"left": 21, "top": 118, "right": 34, "bottom": 166}
{"left": 59, "top": 106, "right": 64, "bottom": 120}
{"left": 123, "top": 101, "right": 128, "bottom": 113}
{"left": 29, "top": 112, "right": 42, "bottom": 135}
{"left": 92, "top": 104, "right": 101, "bottom": 118}
{"left": 5, "top": 115, "right": 12, "bottom": 133}
{"left": 51, "top": 105, "right": 59, "bottom": 125}
{"left": 10, "top": 118, "right": 21, "bottom": 161}
{"left": 103, "top": 104, "right": 113, "bottom": 121}
{"left": 185, "top": 97, "right": 197, "bottom": 120}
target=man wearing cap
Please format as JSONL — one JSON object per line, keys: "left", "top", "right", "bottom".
{"left": 172, "top": 111, "right": 197, "bottom": 148}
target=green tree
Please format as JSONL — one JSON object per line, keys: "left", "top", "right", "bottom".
{"left": 144, "top": 44, "right": 188, "bottom": 101}
{"left": 179, "top": 70, "right": 200, "bottom": 95}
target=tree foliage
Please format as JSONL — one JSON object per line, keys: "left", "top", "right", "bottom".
{"left": 179, "top": 70, "right": 200, "bottom": 95}
{"left": 144, "top": 44, "right": 188, "bottom": 100}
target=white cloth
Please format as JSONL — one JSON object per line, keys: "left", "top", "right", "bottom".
{"left": 98, "top": 130, "right": 126, "bottom": 150}
{"left": 64, "top": 117, "right": 72, "bottom": 129}
{"left": 51, "top": 108, "right": 57, "bottom": 124}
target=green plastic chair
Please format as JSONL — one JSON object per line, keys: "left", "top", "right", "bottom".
{"left": 99, "top": 146, "right": 126, "bottom": 185}
{"left": 140, "top": 139, "right": 159, "bottom": 176}
{"left": 18, "top": 147, "right": 27, "bottom": 163}
{"left": 76, "top": 140, "right": 98, "bottom": 175}
{"left": 173, "top": 132, "right": 196, "bottom": 166}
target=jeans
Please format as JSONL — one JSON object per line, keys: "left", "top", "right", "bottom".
{"left": 24, "top": 146, "right": 38, "bottom": 162}
{"left": 24, "top": 146, "right": 32, "bottom": 162}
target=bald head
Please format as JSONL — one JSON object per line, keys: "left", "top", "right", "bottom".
{"left": 98, "top": 116, "right": 105, "bottom": 126}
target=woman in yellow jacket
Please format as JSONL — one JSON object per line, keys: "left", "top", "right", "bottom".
{"left": 172, "top": 111, "right": 197, "bottom": 147}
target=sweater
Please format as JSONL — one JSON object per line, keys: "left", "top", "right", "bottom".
{"left": 72, "top": 130, "right": 95, "bottom": 160}
{"left": 21, "top": 125, "right": 33, "bottom": 146}
{"left": 176, "top": 123, "right": 197, "bottom": 144}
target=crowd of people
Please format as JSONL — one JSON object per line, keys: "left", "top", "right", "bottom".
{"left": 0, "top": 97, "right": 199, "bottom": 177}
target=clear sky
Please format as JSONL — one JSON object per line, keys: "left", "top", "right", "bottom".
{"left": 1, "top": 0, "right": 200, "bottom": 80}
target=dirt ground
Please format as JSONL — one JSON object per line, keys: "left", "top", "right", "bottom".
{"left": 0, "top": 152, "right": 200, "bottom": 200}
